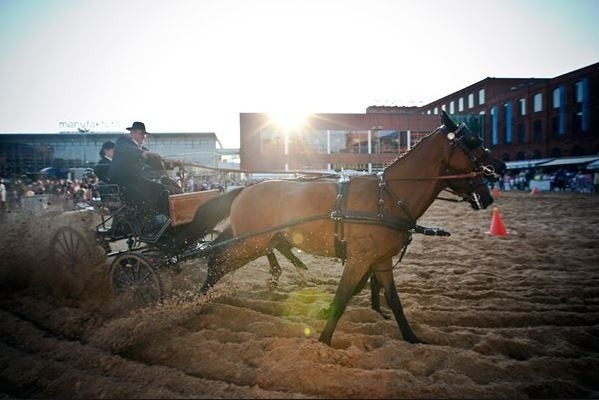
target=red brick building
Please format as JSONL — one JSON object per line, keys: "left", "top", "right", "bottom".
{"left": 420, "top": 62, "right": 599, "bottom": 161}
{"left": 239, "top": 111, "right": 444, "bottom": 172}
{"left": 240, "top": 62, "right": 598, "bottom": 172}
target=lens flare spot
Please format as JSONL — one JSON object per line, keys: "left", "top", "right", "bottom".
{"left": 292, "top": 233, "right": 304, "bottom": 245}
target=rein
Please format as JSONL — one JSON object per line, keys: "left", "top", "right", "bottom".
{"left": 383, "top": 170, "right": 484, "bottom": 182}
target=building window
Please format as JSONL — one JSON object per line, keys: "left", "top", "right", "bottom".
{"left": 533, "top": 120, "right": 543, "bottom": 142}
{"left": 533, "top": 93, "right": 543, "bottom": 112}
{"left": 490, "top": 105, "right": 499, "bottom": 146}
{"left": 518, "top": 98, "right": 526, "bottom": 116}
{"left": 517, "top": 123, "right": 526, "bottom": 144}
{"left": 574, "top": 79, "right": 589, "bottom": 131}
{"left": 330, "top": 130, "right": 369, "bottom": 154}
{"left": 433, "top": 106, "right": 438, "bottom": 115}
{"left": 575, "top": 80, "right": 584, "bottom": 102}
{"left": 458, "top": 97, "right": 464, "bottom": 112}
{"left": 478, "top": 89, "right": 485, "bottom": 105}
{"left": 552, "top": 87, "right": 563, "bottom": 109}
{"left": 468, "top": 93, "right": 474, "bottom": 109}
{"left": 504, "top": 101, "right": 512, "bottom": 144}
{"left": 441, "top": 104, "right": 446, "bottom": 112}
{"left": 374, "top": 130, "right": 400, "bottom": 153}
{"left": 449, "top": 101, "right": 455, "bottom": 114}
{"left": 427, "top": 109, "right": 432, "bottom": 115}
{"left": 552, "top": 86, "right": 565, "bottom": 135}
{"left": 573, "top": 112, "right": 584, "bottom": 133}
{"left": 260, "top": 130, "right": 284, "bottom": 154}
{"left": 289, "top": 129, "right": 327, "bottom": 154}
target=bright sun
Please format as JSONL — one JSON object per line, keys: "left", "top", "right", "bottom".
{"left": 268, "top": 109, "right": 311, "bottom": 131}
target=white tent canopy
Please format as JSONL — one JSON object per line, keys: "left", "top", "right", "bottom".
{"left": 536, "top": 156, "right": 599, "bottom": 168}
{"left": 506, "top": 156, "right": 599, "bottom": 170}
{"left": 505, "top": 158, "right": 554, "bottom": 170}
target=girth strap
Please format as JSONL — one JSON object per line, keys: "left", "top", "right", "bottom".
{"left": 330, "top": 179, "right": 415, "bottom": 264}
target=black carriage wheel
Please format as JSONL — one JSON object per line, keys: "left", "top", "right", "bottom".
{"left": 50, "top": 226, "right": 93, "bottom": 272}
{"left": 109, "top": 253, "right": 163, "bottom": 307}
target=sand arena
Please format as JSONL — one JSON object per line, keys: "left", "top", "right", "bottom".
{"left": 0, "top": 190, "right": 598, "bottom": 398}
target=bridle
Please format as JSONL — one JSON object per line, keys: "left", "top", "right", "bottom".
{"left": 438, "top": 123, "right": 500, "bottom": 207}
{"left": 379, "top": 123, "right": 500, "bottom": 220}
{"left": 443, "top": 122, "right": 500, "bottom": 181}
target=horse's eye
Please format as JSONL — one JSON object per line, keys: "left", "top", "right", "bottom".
{"left": 464, "top": 135, "right": 481, "bottom": 149}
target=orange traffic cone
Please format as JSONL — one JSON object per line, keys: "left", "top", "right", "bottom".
{"left": 530, "top": 186, "right": 539, "bottom": 196}
{"left": 486, "top": 207, "right": 507, "bottom": 236}
{"left": 491, "top": 187, "right": 500, "bottom": 199}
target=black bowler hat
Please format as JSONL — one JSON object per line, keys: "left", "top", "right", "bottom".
{"left": 126, "top": 121, "right": 150, "bottom": 134}
{"left": 101, "top": 141, "right": 115, "bottom": 151}
{"left": 99, "top": 140, "right": 115, "bottom": 157}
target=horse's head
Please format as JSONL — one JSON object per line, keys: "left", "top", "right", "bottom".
{"left": 439, "top": 111, "right": 506, "bottom": 210}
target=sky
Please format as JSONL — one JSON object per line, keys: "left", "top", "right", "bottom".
{"left": 0, "top": 0, "right": 598, "bottom": 148}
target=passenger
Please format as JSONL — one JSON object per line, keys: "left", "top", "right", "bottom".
{"left": 94, "top": 140, "right": 115, "bottom": 183}
{"left": 108, "top": 121, "right": 182, "bottom": 216}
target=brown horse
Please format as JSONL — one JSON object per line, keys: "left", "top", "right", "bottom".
{"left": 172, "top": 111, "right": 505, "bottom": 345}
{"left": 256, "top": 169, "right": 496, "bottom": 318}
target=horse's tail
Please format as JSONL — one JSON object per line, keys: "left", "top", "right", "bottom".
{"left": 170, "top": 187, "right": 244, "bottom": 250}
{"left": 194, "top": 187, "right": 244, "bottom": 230}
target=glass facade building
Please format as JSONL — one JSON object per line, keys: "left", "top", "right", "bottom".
{"left": 0, "top": 131, "right": 219, "bottom": 178}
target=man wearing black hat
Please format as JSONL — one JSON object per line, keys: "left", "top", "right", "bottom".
{"left": 108, "top": 121, "right": 181, "bottom": 216}
{"left": 94, "top": 140, "right": 115, "bottom": 182}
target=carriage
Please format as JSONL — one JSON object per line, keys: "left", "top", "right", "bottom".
{"left": 49, "top": 180, "right": 223, "bottom": 307}
{"left": 48, "top": 111, "right": 506, "bottom": 346}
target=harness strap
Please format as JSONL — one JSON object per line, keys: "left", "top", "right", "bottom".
{"left": 330, "top": 178, "right": 417, "bottom": 265}
{"left": 332, "top": 182, "right": 349, "bottom": 264}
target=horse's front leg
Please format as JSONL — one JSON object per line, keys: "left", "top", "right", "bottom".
{"left": 373, "top": 259, "right": 424, "bottom": 344}
{"left": 319, "top": 260, "right": 370, "bottom": 346}
{"left": 266, "top": 251, "right": 282, "bottom": 289}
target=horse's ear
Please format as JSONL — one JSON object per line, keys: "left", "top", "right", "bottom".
{"left": 441, "top": 110, "right": 458, "bottom": 132}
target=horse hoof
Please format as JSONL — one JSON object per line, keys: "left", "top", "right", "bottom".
{"left": 405, "top": 334, "right": 427, "bottom": 345}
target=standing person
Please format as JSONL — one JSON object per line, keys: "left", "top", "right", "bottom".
{"left": 0, "top": 178, "right": 6, "bottom": 211}
{"left": 108, "top": 121, "right": 181, "bottom": 215}
{"left": 94, "top": 141, "right": 115, "bottom": 183}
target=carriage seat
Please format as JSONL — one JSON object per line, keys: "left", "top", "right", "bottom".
{"left": 96, "top": 184, "right": 124, "bottom": 210}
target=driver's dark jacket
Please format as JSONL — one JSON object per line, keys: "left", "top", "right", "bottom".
{"left": 107, "top": 135, "right": 176, "bottom": 214}
{"left": 108, "top": 135, "right": 157, "bottom": 183}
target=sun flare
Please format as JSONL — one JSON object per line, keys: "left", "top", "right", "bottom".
{"left": 268, "top": 109, "right": 311, "bottom": 131}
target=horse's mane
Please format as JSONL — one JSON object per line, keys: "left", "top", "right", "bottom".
{"left": 382, "top": 126, "right": 441, "bottom": 172}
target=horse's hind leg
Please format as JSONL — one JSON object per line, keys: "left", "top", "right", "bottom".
{"left": 369, "top": 274, "right": 390, "bottom": 320}
{"left": 319, "top": 260, "right": 371, "bottom": 346}
{"left": 200, "top": 227, "right": 235, "bottom": 293}
{"left": 200, "top": 236, "right": 271, "bottom": 294}
{"left": 373, "top": 259, "right": 424, "bottom": 344}
{"left": 276, "top": 241, "right": 308, "bottom": 270}
{"left": 266, "top": 237, "right": 309, "bottom": 288}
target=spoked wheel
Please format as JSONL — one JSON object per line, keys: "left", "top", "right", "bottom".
{"left": 109, "top": 253, "right": 163, "bottom": 308}
{"left": 50, "top": 226, "right": 93, "bottom": 273}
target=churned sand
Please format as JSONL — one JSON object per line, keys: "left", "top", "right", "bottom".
{"left": 1, "top": 190, "right": 598, "bottom": 398}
